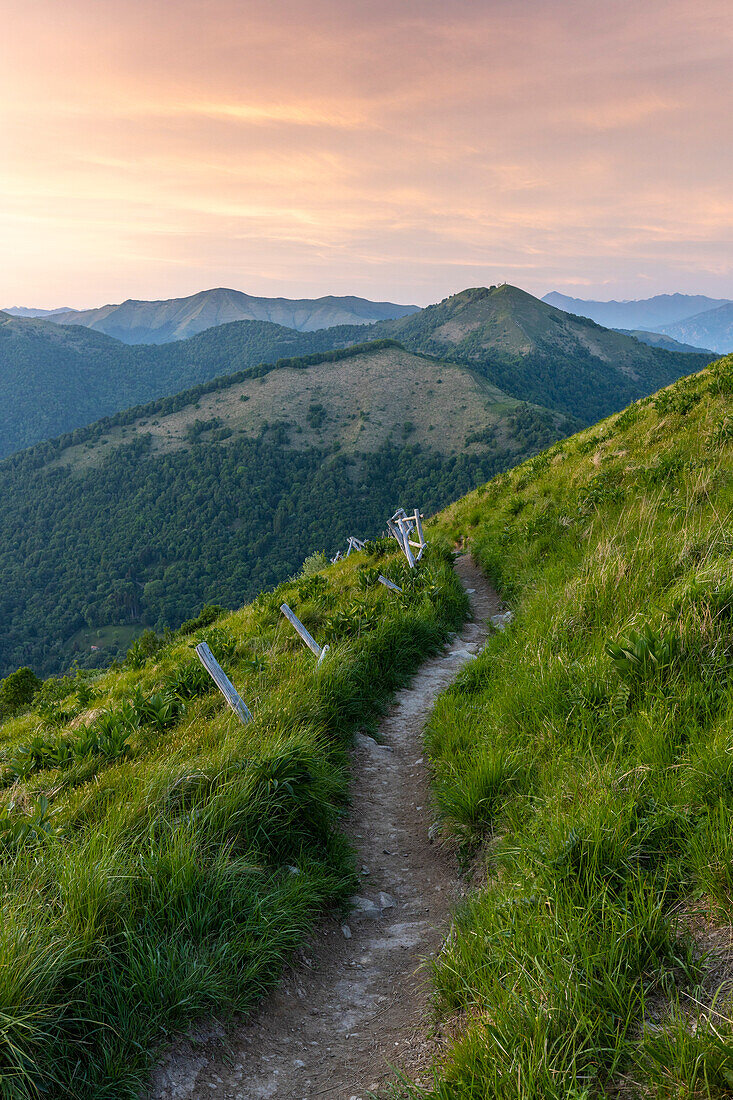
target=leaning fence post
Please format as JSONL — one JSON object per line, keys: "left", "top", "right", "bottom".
{"left": 378, "top": 575, "right": 403, "bottom": 593}
{"left": 195, "top": 641, "right": 252, "bottom": 724}
{"left": 280, "top": 603, "right": 329, "bottom": 664}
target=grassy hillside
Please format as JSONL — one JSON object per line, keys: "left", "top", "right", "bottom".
{"left": 376, "top": 285, "right": 712, "bottom": 424}
{"left": 411, "top": 354, "right": 733, "bottom": 1097}
{"left": 0, "top": 343, "right": 573, "bottom": 678}
{"left": 0, "top": 311, "right": 358, "bottom": 459}
{"left": 0, "top": 538, "right": 466, "bottom": 1097}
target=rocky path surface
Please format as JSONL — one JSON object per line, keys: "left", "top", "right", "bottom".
{"left": 149, "top": 555, "right": 501, "bottom": 1100}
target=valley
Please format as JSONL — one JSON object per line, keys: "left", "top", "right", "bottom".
{"left": 4, "top": 4, "right": 731, "bottom": 1096}
{"left": 1, "top": 353, "right": 732, "bottom": 1099}
{"left": 0, "top": 342, "right": 570, "bottom": 678}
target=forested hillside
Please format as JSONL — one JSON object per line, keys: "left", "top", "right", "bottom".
{"left": 0, "top": 311, "right": 354, "bottom": 458}
{"left": 417, "top": 353, "right": 733, "bottom": 1096}
{"left": 0, "top": 343, "right": 572, "bottom": 677}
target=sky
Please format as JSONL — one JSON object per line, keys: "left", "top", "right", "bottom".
{"left": 1, "top": 0, "right": 732, "bottom": 309}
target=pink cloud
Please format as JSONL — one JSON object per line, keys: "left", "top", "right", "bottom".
{"left": 1, "top": 0, "right": 731, "bottom": 306}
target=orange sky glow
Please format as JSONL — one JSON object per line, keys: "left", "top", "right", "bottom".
{"left": 2, "top": 0, "right": 732, "bottom": 307}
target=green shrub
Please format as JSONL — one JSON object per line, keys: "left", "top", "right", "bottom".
{"left": 0, "top": 667, "right": 41, "bottom": 718}
{"left": 606, "top": 625, "right": 680, "bottom": 701}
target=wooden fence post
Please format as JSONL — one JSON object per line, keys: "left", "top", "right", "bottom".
{"left": 378, "top": 575, "right": 403, "bottom": 593}
{"left": 345, "top": 536, "right": 365, "bottom": 557}
{"left": 280, "top": 603, "right": 329, "bottom": 664}
{"left": 195, "top": 641, "right": 252, "bottom": 724}
{"left": 389, "top": 507, "right": 426, "bottom": 566}
{"left": 396, "top": 517, "right": 416, "bottom": 567}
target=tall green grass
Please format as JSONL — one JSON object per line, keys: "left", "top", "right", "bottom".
{"left": 413, "top": 356, "right": 733, "bottom": 1097}
{"left": 0, "top": 541, "right": 466, "bottom": 1097}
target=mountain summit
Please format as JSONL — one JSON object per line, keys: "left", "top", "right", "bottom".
{"left": 373, "top": 284, "right": 711, "bottom": 423}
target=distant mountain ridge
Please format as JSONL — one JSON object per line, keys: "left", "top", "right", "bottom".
{"left": 657, "top": 302, "right": 733, "bottom": 355}
{"left": 4, "top": 306, "right": 72, "bottom": 318}
{"left": 34, "top": 288, "right": 420, "bottom": 344}
{"left": 613, "top": 329, "right": 714, "bottom": 355}
{"left": 543, "top": 290, "right": 732, "bottom": 331}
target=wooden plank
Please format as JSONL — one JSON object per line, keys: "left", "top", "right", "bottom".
{"left": 378, "top": 575, "right": 403, "bottom": 593}
{"left": 280, "top": 602, "right": 323, "bottom": 657}
{"left": 195, "top": 641, "right": 252, "bottom": 724}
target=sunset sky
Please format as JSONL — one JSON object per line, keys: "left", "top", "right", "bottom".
{"left": 2, "top": 0, "right": 732, "bottom": 308}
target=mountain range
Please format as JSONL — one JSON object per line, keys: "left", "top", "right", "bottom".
{"left": 0, "top": 340, "right": 572, "bottom": 676}
{"left": 4, "top": 305, "right": 72, "bottom": 318}
{"left": 0, "top": 285, "right": 711, "bottom": 460}
{"left": 542, "top": 290, "right": 731, "bottom": 329}
{"left": 544, "top": 290, "right": 733, "bottom": 353}
{"left": 5, "top": 288, "right": 419, "bottom": 344}
{"left": 656, "top": 302, "right": 733, "bottom": 354}
{"left": 613, "top": 329, "right": 714, "bottom": 355}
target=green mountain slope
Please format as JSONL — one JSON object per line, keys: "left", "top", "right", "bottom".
{"left": 1, "top": 286, "right": 709, "bottom": 458}
{"left": 46, "top": 287, "right": 419, "bottom": 343}
{"left": 0, "top": 342, "right": 573, "bottom": 677}
{"left": 373, "top": 284, "right": 712, "bottom": 423}
{"left": 0, "top": 311, "right": 357, "bottom": 459}
{"left": 418, "top": 353, "right": 733, "bottom": 1096}
{"left": 2, "top": 351, "right": 731, "bottom": 1097}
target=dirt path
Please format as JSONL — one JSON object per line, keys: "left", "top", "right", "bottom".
{"left": 149, "top": 556, "right": 501, "bottom": 1100}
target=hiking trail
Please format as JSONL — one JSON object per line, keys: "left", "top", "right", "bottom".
{"left": 149, "top": 555, "right": 501, "bottom": 1100}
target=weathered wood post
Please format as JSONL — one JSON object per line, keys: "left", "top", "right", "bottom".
{"left": 388, "top": 507, "right": 426, "bottom": 565}
{"left": 396, "top": 517, "right": 416, "bottom": 568}
{"left": 195, "top": 641, "right": 253, "bottom": 724}
{"left": 345, "top": 536, "right": 366, "bottom": 557}
{"left": 378, "top": 575, "right": 403, "bottom": 593}
{"left": 412, "top": 510, "right": 426, "bottom": 559}
{"left": 280, "top": 603, "right": 330, "bottom": 665}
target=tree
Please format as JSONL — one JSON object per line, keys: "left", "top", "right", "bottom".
{"left": 0, "top": 666, "right": 41, "bottom": 717}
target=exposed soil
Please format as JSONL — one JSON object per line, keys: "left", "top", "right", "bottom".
{"left": 148, "top": 555, "right": 501, "bottom": 1100}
